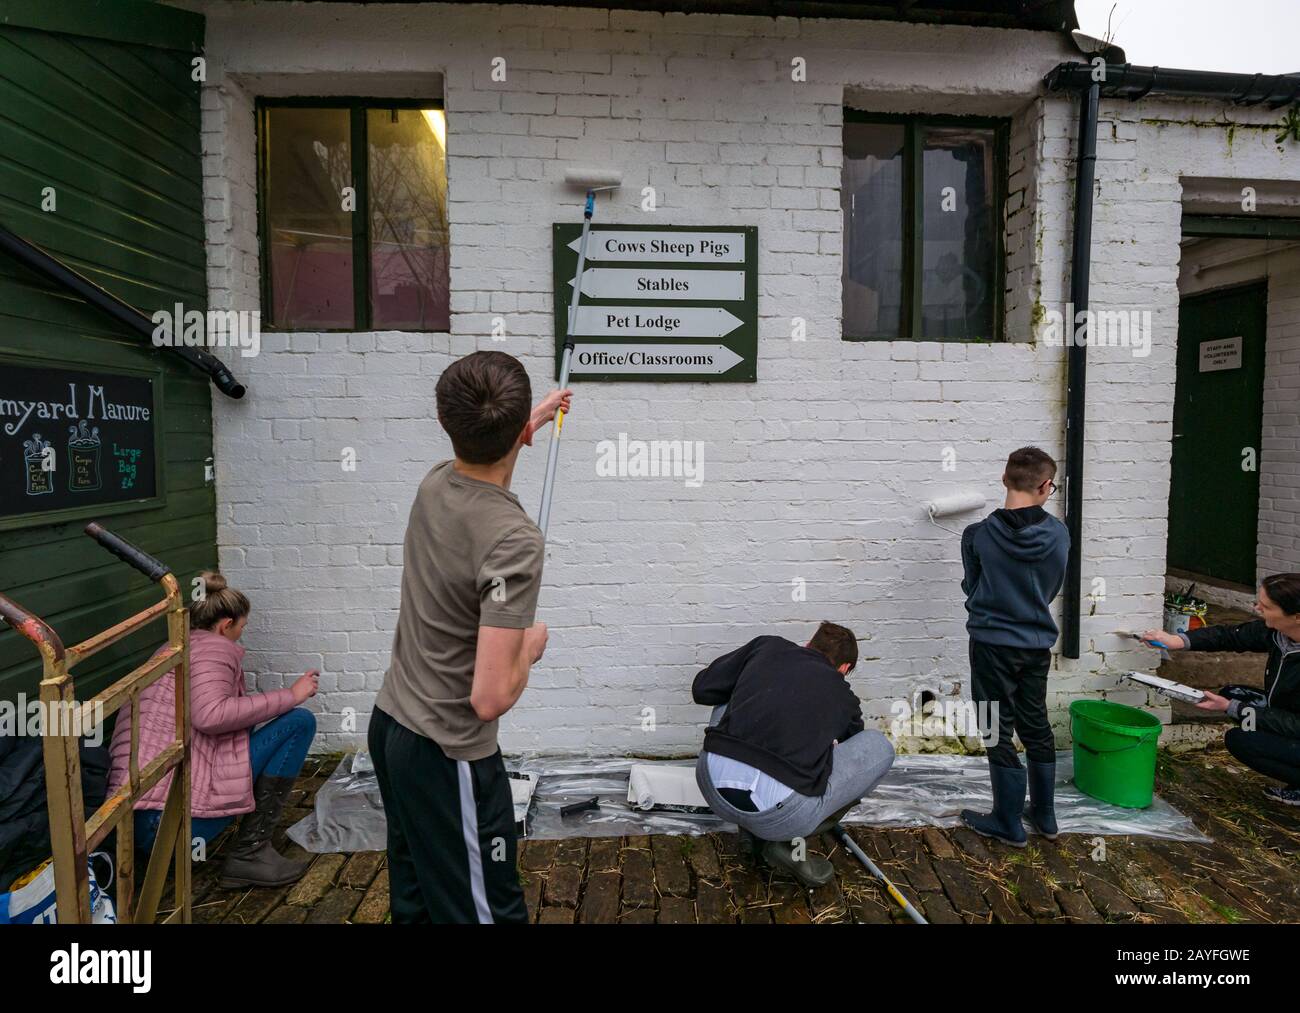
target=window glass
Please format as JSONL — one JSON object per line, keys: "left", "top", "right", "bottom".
{"left": 367, "top": 108, "right": 451, "bottom": 331}
{"left": 264, "top": 107, "right": 355, "bottom": 329}
{"left": 842, "top": 121, "right": 905, "bottom": 339}
{"left": 920, "top": 126, "right": 997, "bottom": 341}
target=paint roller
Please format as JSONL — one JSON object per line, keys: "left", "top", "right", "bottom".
{"left": 923, "top": 491, "right": 987, "bottom": 535}
{"left": 926, "top": 491, "right": 985, "bottom": 520}
{"left": 536, "top": 166, "right": 623, "bottom": 538}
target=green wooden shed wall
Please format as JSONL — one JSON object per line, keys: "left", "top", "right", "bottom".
{"left": 0, "top": 0, "right": 215, "bottom": 705}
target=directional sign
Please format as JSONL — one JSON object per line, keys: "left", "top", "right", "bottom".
{"left": 553, "top": 223, "right": 757, "bottom": 382}
{"left": 571, "top": 344, "right": 745, "bottom": 375}
{"left": 570, "top": 268, "right": 745, "bottom": 302}
{"left": 572, "top": 306, "right": 743, "bottom": 338}
{"left": 568, "top": 230, "right": 746, "bottom": 263}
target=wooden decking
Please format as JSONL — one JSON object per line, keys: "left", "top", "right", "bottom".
{"left": 159, "top": 744, "right": 1300, "bottom": 925}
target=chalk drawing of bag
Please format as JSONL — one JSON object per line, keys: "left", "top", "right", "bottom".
{"left": 22, "top": 433, "right": 54, "bottom": 496}
{"left": 67, "top": 420, "right": 102, "bottom": 493}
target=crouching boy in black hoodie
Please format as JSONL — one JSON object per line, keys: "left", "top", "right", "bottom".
{"left": 959, "top": 447, "right": 1070, "bottom": 847}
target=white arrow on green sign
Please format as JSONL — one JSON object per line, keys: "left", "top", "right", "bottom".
{"left": 572, "top": 305, "right": 743, "bottom": 338}
{"left": 571, "top": 343, "right": 745, "bottom": 375}
{"left": 569, "top": 230, "right": 746, "bottom": 263}
{"left": 569, "top": 268, "right": 745, "bottom": 301}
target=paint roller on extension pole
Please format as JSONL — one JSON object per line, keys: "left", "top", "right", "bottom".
{"left": 830, "top": 823, "right": 929, "bottom": 924}
{"left": 537, "top": 167, "right": 622, "bottom": 538}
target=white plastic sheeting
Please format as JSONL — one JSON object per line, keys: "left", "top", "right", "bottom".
{"left": 286, "top": 750, "right": 1209, "bottom": 852}
{"left": 286, "top": 752, "right": 539, "bottom": 853}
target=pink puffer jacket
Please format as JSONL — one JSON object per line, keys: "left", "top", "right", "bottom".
{"left": 107, "top": 629, "right": 297, "bottom": 818}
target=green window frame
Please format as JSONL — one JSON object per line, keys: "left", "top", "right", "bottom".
{"left": 256, "top": 97, "right": 448, "bottom": 332}
{"left": 842, "top": 109, "right": 1008, "bottom": 342}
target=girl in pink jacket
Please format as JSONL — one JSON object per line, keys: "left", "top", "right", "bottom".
{"left": 107, "top": 572, "right": 318, "bottom": 889}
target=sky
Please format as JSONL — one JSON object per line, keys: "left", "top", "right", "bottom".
{"left": 1074, "top": 0, "right": 1300, "bottom": 75}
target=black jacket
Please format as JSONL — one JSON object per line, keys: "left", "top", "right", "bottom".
{"left": 691, "top": 636, "right": 864, "bottom": 796}
{"left": 1186, "top": 620, "right": 1300, "bottom": 739}
{"left": 961, "top": 506, "right": 1070, "bottom": 650}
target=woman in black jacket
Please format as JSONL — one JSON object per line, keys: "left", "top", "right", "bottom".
{"left": 1143, "top": 573, "right": 1300, "bottom": 805}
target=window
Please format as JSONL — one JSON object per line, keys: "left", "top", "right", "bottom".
{"left": 842, "top": 111, "right": 1006, "bottom": 341}
{"left": 258, "top": 99, "right": 450, "bottom": 331}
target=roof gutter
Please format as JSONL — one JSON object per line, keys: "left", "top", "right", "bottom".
{"left": 1045, "top": 62, "right": 1300, "bottom": 107}
{"left": 0, "top": 223, "right": 246, "bottom": 399}
{"left": 1044, "top": 61, "right": 1299, "bottom": 660}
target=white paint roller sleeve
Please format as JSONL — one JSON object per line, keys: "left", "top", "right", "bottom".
{"left": 564, "top": 167, "right": 623, "bottom": 188}
{"left": 627, "top": 764, "right": 709, "bottom": 811}
{"left": 925, "top": 491, "right": 987, "bottom": 519}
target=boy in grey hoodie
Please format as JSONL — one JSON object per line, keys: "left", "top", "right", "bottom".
{"left": 958, "top": 447, "right": 1070, "bottom": 846}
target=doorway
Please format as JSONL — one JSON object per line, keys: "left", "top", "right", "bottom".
{"left": 1167, "top": 281, "right": 1267, "bottom": 588}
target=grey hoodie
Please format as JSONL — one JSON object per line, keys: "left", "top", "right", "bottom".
{"left": 961, "top": 505, "right": 1070, "bottom": 650}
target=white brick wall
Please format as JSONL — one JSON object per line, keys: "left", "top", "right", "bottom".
{"left": 190, "top": 1, "right": 1297, "bottom": 756}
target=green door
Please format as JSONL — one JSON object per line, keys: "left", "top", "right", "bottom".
{"left": 1167, "top": 282, "right": 1268, "bottom": 587}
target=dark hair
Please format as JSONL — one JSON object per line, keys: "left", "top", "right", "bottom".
{"left": 190, "top": 572, "right": 250, "bottom": 631}
{"left": 1004, "top": 446, "right": 1057, "bottom": 492}
{"left": 1262, "top": 573, "right": 1300, "bottom": 616}
{"left": 435, "top": 351, "right": 533, "bottom": 465}
{"left": 808, "top": 621, "right": 858, "bottom": 671}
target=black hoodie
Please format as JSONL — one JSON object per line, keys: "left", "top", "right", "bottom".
{"left": 961, "top": 505, "right": 1070, "bottom": 650}
{"left": 692, "top": 636, "right": 864, "bottom": 796}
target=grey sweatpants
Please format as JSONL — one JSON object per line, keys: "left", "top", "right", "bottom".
{"left": 695, "top": 704, "right": 896, "bottom": 842}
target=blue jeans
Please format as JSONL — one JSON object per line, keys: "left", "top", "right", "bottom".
{"left": 134, "top": 707, "right": 316, "bottom": 853}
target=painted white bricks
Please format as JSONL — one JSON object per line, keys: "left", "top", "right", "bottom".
{"left": 191, "top": 1, "right": 1298, "bottom": 756}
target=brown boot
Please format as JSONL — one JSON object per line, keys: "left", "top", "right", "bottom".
{"left": 218, "top": 776, "right": 311, "bottom": 889}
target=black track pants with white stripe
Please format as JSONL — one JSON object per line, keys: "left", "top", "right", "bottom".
{"left": 369, "top": 706, "right": 528, "bottom": 924}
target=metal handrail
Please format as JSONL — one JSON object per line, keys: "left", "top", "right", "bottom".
{"left": 0, "top": 523, "right": 192, "bottom": 924}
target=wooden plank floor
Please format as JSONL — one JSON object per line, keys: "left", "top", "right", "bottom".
{"left": 155, "top": 745, "right": 1300, "bottom": 925}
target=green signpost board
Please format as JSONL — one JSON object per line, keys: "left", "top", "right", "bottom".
{"left": 552, "top": 223, "right": 758, "bottom": 382}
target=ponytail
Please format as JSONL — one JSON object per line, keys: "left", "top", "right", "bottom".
{"left": 190, "top": 571, "right": 250, "bottom": 631}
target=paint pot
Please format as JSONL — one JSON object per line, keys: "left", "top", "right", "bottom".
{"left": 1162, "top": 590, "right": 1207, "bottom": 636}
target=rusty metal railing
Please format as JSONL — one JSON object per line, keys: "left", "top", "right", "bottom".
{"left": 0, "top": 522, "right": 191, "bottom": 924}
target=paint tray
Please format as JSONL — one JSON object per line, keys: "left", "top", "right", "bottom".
{"left": 1123, "top": 671, "right": 1205, "bottom": 704}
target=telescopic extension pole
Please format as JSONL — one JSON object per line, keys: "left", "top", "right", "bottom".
{"left": 831, "top": 823, "right": 929, "bottom": 924}
{"left": 538, "top": 168, "right": 620, "bottom": 537}
{"left": 536, "top": 191, "right": 590, "bottom": 537}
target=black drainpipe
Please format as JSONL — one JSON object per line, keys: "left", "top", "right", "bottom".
{"left": 0, "top": 223, "right": 246, "bottom": 399}
{"left": 1044, "top": 61, "right": 1300, "bottom": 660}
{"left": 1061, "top": 79, "right": 1098, "bottom": 661}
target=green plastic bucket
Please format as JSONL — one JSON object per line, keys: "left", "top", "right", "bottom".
{"left": 1070, "top": 700, "right": 1162, "bottom": 809}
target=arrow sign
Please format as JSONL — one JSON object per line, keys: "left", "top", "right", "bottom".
{"left": 571, "top": 343, "right": 745, "bottom": 375}
{"left": 572, "top": 305, "right": 743, "bottom": 338}
{"left": 569, "top": 268, "right": 745, "bottom": 301}
{"left": 569, "top": 230, "right": 746, "bottom": 263}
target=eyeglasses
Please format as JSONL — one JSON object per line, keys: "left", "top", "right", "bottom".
{"left": 1040, "top": 479, "right": 1058, "bottom": 495}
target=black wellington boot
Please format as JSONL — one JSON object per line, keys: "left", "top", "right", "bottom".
{"left": 1023, "top": 760, "right": 1059, "bottom": 840}
{"left": 218, "top": 776, "right": 311, "bottom": 889}
{"left": 960, "top": 762, "right": 1028, "bottom": 848}
{"left": 736, "top": 827, "right": 761, "bottom": 862}
{"left": 760, "top": 839, "right": 836, "bottom": 889}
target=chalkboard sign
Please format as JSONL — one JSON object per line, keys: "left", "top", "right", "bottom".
{"left": 0, "top": 362, "right": 158, "bottom": 520}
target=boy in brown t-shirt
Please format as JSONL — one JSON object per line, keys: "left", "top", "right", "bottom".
{"left": 370, "top": 350, "right": 570, "bottom": 923}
